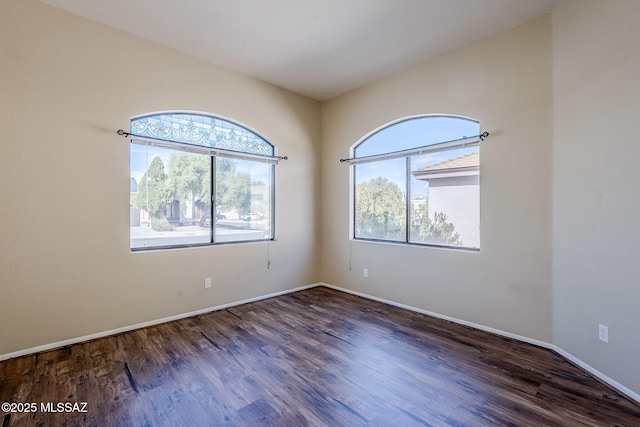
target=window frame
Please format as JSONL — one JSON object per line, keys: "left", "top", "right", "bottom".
{"left": 349, "top": 114, "right": 482, "bottom": 251}
{"left": 129, "top": 111, "right": 278, "bottom": 251}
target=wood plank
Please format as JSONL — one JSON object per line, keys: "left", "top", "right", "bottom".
{"left": 1, "top": 286, "right": 639, "bottom": 426}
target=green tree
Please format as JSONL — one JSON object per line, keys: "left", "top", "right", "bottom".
{"left": 355, "top": 178, "right": 462, "bottom": 245}
{"left": 133, "top": 156, "right": 172, "bottom": 219}
{"left": 167, "top": 153, "right": 210, "bottom": 220}
{"left": 355, "top": 177, "right": 406, "bottom": 240}
{"left": 216, "top": 158, "right": 251, "bottom": 216}
{"left": 411, "top": 201, "right": 462, "bottom": 246}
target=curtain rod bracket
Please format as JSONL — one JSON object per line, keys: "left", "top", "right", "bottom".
{"left": 117, "top": 129, "right": 131, "bottom": 137}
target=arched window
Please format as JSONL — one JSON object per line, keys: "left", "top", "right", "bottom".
{"left": 349, "top": 115, "right": 484, "bottom": 250}
{"left": 128, "top": 112, "right": 277, "bottom": 250}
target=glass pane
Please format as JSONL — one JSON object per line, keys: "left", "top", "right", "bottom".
{"left": 355, "top": 116, "right": 480, "bottom": 158}
{"left": 354, "top": 158, "right": 407, "bottom": 241}
{"left": 130, "top": 113, "right": 274, "bottom": 156}
{"left": 130, "top": 144, "right": 211, "bottom": 249}
{"left": 215, "top": 158, "right": 273, "bottom": 243}
{"left": 409, "top": 147, "right": 479, "bottom": 249}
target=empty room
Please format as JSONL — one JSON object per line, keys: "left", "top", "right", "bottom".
{"left": 1, "top": 0, "right": 639, "bottom": 425}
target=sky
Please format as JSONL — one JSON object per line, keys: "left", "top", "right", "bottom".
{"left": 354, "top": 115, "right": 480, "bottom": 157}
{"left": 353, "top": 116, "right": 481, "bottom": 198}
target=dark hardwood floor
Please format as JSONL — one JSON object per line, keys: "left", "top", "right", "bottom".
{"left": 1, "top": 286, "right": 639, "bottom": 426}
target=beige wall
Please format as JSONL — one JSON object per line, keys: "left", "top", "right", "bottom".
{"left": 2, "top": 0, "right": 638, "bottom": 400}
{"left": 321, "top": 16, "right": 553, "bottom": 342}
{"left": 0, "top": 0, "right": 321, "bottom": 355}
{"left": 552, "top": 0, "right": 640, "bottom": 393}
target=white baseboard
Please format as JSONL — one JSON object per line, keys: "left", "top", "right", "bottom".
{"left": 3, "top": 281, "right": 638, "bottom": 405}
{"left": 552, "top": 345, "right": 640, "bottom": 404}
{"left": 0, "top": 283, "right": 319, "bottom": 362}
{"left": 319, "top": 282, "right": 640, "bottom": 404}
{"left": 319, "top": 283, "right": 553, "bottom": 348}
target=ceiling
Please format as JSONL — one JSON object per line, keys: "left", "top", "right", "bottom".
{"left": 40, "top": 0, "right": 560, "bottom": 101}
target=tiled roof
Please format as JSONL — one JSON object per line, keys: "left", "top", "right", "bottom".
{"left": 415, "top": 152, "right": 479, "bottom": 172}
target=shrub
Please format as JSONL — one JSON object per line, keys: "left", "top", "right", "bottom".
{"left": 150, "top": 217, "right": 174, "bottom": 232}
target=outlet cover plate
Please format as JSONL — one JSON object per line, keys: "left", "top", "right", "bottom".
{"left": 599, "top": 324, "right": 608, "bottom": 343}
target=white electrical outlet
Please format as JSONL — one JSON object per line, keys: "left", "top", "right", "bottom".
{"left": 598, "top": 324, "right": 608, "bottom": 343}
{"left": 363, "top": 268, "right": 368, "bottom": 278}
{"left": 204, "top": 277, "right": 212, "bottom": 288}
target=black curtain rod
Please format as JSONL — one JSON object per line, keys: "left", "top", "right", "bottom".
{"left": 339, "top": 132, "right": 488, "bottom": 163}
{"left": 116, "top": 129, "right": 288, "bottom": 161}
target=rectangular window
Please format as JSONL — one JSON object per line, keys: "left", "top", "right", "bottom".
{"left": 409, "top": 147, "right": 479, "bottom": 249}
{"left": 214, "top": 158, "right": 273, "bottom": 243}
{"left": 354, "top": 158, "right": 407, "bottom": 242}
{"left": 353, "top": 146, "right": 479, "bottom": 250}
{"left": 130, "top": 143, "right": 274, "bottom": 250}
